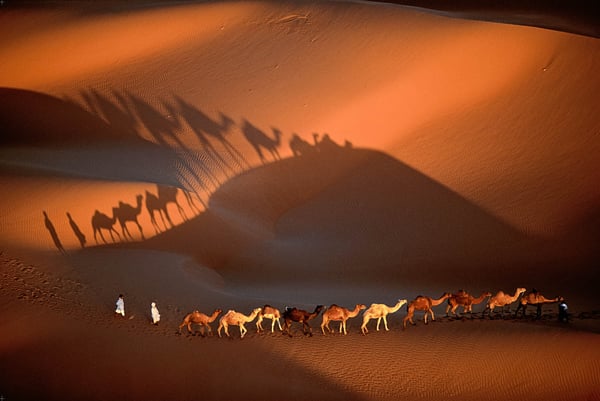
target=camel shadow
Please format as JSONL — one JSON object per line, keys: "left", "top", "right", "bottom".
{"left": 240, "top": 119, "right": 282, "bottom": 164}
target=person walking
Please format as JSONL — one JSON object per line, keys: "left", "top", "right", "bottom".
{"left": 115, "top": 294, "right": 125, "bottom": 317}
{"left": 151, "top": 302, "right": 161, "bottom": 325}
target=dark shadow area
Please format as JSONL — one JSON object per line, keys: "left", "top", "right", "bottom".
{"left": 114, "top": 194, "right": 145, "bottom": 241}
{"left": 91, "top": 208, "right": 121, "bottom": 245}
{"left": 67, "top": 212, "right": 87, "bottom": 248}
{"left": 43, "top": 211, "right": 66, "bottom": 254}
{"left": 372, "top": 0, "right": 600, "bottom": 38}
{"left": 143, "top": 146, "right": 541, "bottom": 285}
{"left": 241, "top": 119, "right": 282, "bottom": 163}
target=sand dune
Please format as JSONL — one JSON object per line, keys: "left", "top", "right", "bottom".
{"left": 1, "top": 1, "right": 599, "bottom": 400}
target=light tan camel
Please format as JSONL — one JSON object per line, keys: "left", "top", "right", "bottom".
{"left": 256, "top": 305, "right": 283, "bottom": 333}
{"left": 178, "top": 309, "right": 222, "bottom": 336}
{"left": 217, "top": 308, "right": 261, "bottom": 339}
{"left": 321, "top": 304, "right": 366, "bottom": 335}
{"left": 482, "top": 287, "right": 526, "bottom": 318}
{"left": 446, "top": 290, "right": 492, "bottom": 316}
{"left": 91, "top": 207, "right": 121, "bottom": 244}
{"left": 361, "top": 299, "right": 407, "bottom": 335}
{"left": 114, "top": 194, "right": 145, "bottom": 240}
{"left": 403, "top": 292, "right": 452, "bottom": 329}
{"left": 515, "top": 291, "right": 562, "bottom": 319}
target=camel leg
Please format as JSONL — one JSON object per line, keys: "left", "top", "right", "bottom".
{"left": 134, "top": 219, "right": 144, "bottom": 240}
{"left": 274, "top": 318, "right": 282, "bottom": 332}
{"left": 376, "top": 317, "right": 382, "bottom": 331}
{"left": 382, "top": 316, "right": 389, "bottom": 331}
{"left": 240, "top": 324, "right": 246, "bottom": 339}
{"left": 341, "top": 321, "right": 347, "bottom": 335}
{"left": 256, "top": 316, "right": 263, "bottom": 333}
{"left": 361, "top": 318, "right": 369, "bottom": 335}
{"left": 303, "top": 322, "right": 313, "bottom": 337}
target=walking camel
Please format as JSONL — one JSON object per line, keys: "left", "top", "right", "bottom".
{"left": 218, "top": 308, "right": 261, "bottom": 339}
{"left": 482, "top": 287, "right": 526, "bottom": 318}
{"left": 515, "top": 290, "right": 562, "bottom": 319}
{"left": 114, "top": 194, "right": 145, "bottom": 240}
{"left": 282, "top": 305, "right": 324, "bottom": 337}
{"left": 178, "top": 309, "right": 222, "bottom": 336}
{"left": 403, "top": 292, "right": 452, "bottom": 329}
{"left": 321, "top": 304, "right": 366, "bottom": 335}
{"left": 361, "top": 299, "right": 407, "bottom": 335}
{"left": 91, "top": 208, "right": 121, "bottom": 244}
{"left": 256, "top": 305, "right": 283, "bottom": 333}
{"left": 446, "top": 290, "right": 492, "bottom": 316}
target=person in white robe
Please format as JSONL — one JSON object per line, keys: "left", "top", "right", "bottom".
{"left": 115, "top": 294, "right": 125, "bottom": 317}
{"left": 151, "top": 302, "right": 161, "bottom": 325}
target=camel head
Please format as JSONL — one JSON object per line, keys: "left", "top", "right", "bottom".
{"left": 517, "top": 288, "right": 527, "bottom": 296}
{"left": 398, "top": 299, "right": 408, "bottom": 308}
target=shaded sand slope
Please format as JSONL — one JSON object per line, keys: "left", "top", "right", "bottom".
{"left": 147, "top": 147, "right": 527, "bottom": 279}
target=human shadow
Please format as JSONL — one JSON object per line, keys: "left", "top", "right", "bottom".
{"left": 67, "top": 212, "right": 87, "bottom": 248}
{"left": 43, "top": 211, "right": 66, "bottom": 254}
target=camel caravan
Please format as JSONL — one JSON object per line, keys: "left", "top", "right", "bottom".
{"left": 173, "top": 288, "right": 567, "bottom": 339}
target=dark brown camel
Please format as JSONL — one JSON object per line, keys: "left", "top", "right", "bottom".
{"left": 91, "top": 208, "right": 121, "bottom": 244}
{"left": 114, "top": 194, "right": 144, "bottom": 240}
{"left": 282, "top": 305, "right": 324, "bottom": 337}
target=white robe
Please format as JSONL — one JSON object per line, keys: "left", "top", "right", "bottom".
{"left": 115, "top": 298, "right": 125, "bottom": 316}
{"left": 151, "top": 304, "right": 161, "bottom": 324}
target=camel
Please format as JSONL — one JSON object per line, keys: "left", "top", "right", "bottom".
{"left": 482, "top": 287, "right": 526, "bottom": 318}
{"left": 515, "top": 290, "right": 562, "bottom": 319}
{"left": 114, "top": 194, "right": 145, "bottom": 241}
{"left": 178, "top": 309, "right": 222, "bottom": 336}
{"left": 241, "top": 120, "right": 282, "bottom": 163}
{"left": 256, "top": 305, "right": 283, "bottom": 333}
{"left": 282, "top": 305, "right": 324, "bottom": 337}
{"left": 217, "top": 308, "right": 261, "bottom": 339}
{"left": 446, "top": 290, "right": 492, "bottom": 316}
{"left": 403, "top": 292, "right": 452, "bottom": 329}
{"left": 361, "top": 299, "right": 407, "bottom": 335}
{"left": 321, "top": 304, "right": 366, "bottom": 335}
{"left": 91, "top": 208, "right": 121, "bottom": 244}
